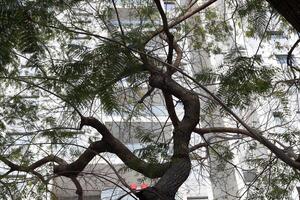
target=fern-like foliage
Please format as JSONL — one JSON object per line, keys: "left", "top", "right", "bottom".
{"left": 134, "top": 127, "right": 171, "bottom": 163}
{"left": 219, "top": 56, "right": 274, "bottom": 108}
{"left": 235, "top": 0, "right": 270, "bottom": 38}
{"left": 196, "top": 54, "right": 275, "bottom": 111}
{"left": 0, "top": 0, "right": 82, "bottom": 70}
{"left": 55, "top": 40, "right": 147, "bottom": 113}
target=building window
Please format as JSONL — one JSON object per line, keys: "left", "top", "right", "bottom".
{"left": 242, "top": 169, "right": 257, "bottom": 183}
{"left": 253, "top": 54, "right": 262, "bottom": 62}
{"left": 187, "top": 197, "right": 209, "bottom": 200}
{"left": 296, "top": 186, "right": 300, "bottom": 198}
{"left": 101, "top": 188, "right": 135, "bottom": 200}
{"left": 147, "top": 105, "right": 168, "bottom": 116}
{"left": 275, "top": 54, "right": 288, "bottom": 65}
{"left": 105, "top": 121, "right": 172, "bottom": 144}
{"left": 164, "top": 0, "right": 176, "bottom": 12}
{"left": 266, "top": 30, "right": 284, "bottom": 39}
{"left": 275, "top": 54, "right": 298, "bottom": 66}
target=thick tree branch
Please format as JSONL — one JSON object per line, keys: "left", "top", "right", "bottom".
{"left": 57, "top": 116, "right": 170, "bottom": 179}
{"left": 142, "top": 71, "right": 200, "bottom": 199}
{"left": 54, "top": 140, "right": 108, "bottom": 177}
{"left": 29, "top": 155, "right": 67, "bottom": 169}
{"left": 194, "top": 127, "right": 252, "bottom": 137}
{"left": 265, "top": 0, "right": 300, "bottom": 32}
{"left": 150, "top": 74, "right": 200, "bottom": 157}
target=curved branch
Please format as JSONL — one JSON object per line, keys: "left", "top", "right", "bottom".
{"left": 287, "top": 38, "right": 300, "bottom": 78}
{"left": 150, "top": 74, "right": 200, "bottom": 156}
{"left": 287, "top": 38, "right": 300, "bottom": 66}
{"left": 194, "top": 124, "right": 300, "bottom": 170}
{"left": 143, "top": 71, "right": 200, "bottom": 199}
{"left": 55, "top": 116, "right": 170, "bottom": 179}
{"left": 29, "top": 155, "right": 67, "bottom": 170}
{"left": 194, "top": 127, "right": 252, "bottom": 137}
{"left": 0, "top": 154, "right": 66, "bottom": 185}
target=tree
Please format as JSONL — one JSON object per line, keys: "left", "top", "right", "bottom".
{"left": 0, "top": 0, "right": 299, "bottom": 199}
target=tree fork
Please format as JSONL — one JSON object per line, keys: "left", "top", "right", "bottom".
{"left": 143, "top": 72, "right": 200, "bottom": 199}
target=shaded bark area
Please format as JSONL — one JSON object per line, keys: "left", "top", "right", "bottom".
{"left": 266, "top": 0, "right": 300, "bottom": 32}
{"left": 136, "top": 158, "right": 191, "bottom": 200}
{"left": 134, "top": 73, "right": 200, "bottom": 199}
{"left": 54, "top": 117, "right": 171, "bottom": 179}
{"left": 53, "top": 71, "right": 200, "bottom": 199}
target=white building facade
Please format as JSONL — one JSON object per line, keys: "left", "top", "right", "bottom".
{"left": 52, "top": 0, "right": 300, "bottom": 199}
{"left": 1, "top": 0, "right": 299, "bottom": 200}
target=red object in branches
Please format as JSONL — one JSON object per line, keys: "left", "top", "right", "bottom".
{"left": 130, "top": 183, "right": 137, "bottom": 190}
{"left": 141, "top": 183, "right": 149, "bottom": 189}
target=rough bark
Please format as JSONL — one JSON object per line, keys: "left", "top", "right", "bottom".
{"left": 136, "top": 72, "right": 200, "bottom": 199}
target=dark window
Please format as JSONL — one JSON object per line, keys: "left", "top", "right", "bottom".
{"left": 164, "top": 0, "right": 176, "bottom": 11}
{"left": 243, "top": 169, "right": 257, "bottom": 183}
{"left": 275, "top": 54, "right": 288, "bottom": 65}
{"left": 296, "top": 186, "right": 300, "bottom": 197}
{"left": 187, "top": 197, "right": 209, "bottom": 200}
{"left": 266, "top": 30, "right": 284, "bottom": 39}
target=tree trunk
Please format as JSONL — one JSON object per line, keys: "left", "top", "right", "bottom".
{"left": 137, "top": 158, "right": 191, "bottom": 200}
{"left": 135, "top": 73, "right": 200, "bottom": 199}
